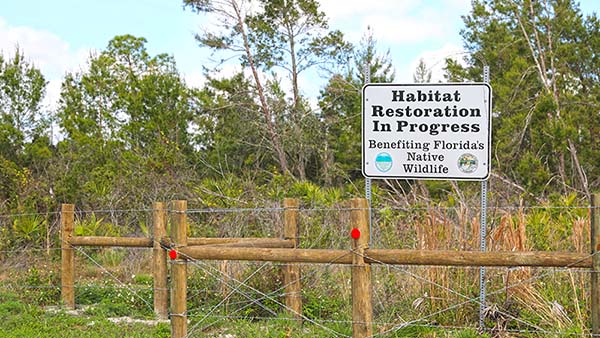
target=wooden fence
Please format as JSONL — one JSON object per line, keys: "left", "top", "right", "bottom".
{"left": 60, "top": 195, "right": 600, "bottom": 338}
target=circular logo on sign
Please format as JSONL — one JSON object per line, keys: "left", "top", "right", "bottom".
{"left": 375, "top": 152, "right": 393, "bottom": 172}
{"left": 457, "top": 153, "right": 478, "bottom": 173}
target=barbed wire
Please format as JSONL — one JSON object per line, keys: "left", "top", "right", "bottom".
{"left": 0, "top": 211, "right": 61, "bottom": 218}
{"left": 0, "top": 284, "right": 155, "bottom": 291}
{"left": 0, "top": 247, "right": 62, "bottom": 253}
{"left": 276, "top": 262, "right": 597, "bottom": 275}
{"left": 186, "top": 207, "right": 283, "bottom": 214}
{"left": 0, "top": 203, "right": 596, "bottom": 218}
{"left": 74, "top": 208, "right": 155, "bottom": 214}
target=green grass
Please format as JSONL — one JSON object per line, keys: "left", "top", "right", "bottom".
{"left": 0, "top": 284, "right": 490, "bottom": 337}
{"left": 0, "top": 300, "right": 170, "bottom": 338}
{"left": 0, "top": 297, "right": 487, "bottom": 337}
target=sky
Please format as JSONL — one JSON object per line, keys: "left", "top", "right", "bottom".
{"left": 1, "top": 0, "right": 599, "bottom": 112}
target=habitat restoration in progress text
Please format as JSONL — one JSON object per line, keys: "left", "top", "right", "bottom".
{"left": 362, "top": 83, "right": 491, "bottom": 180}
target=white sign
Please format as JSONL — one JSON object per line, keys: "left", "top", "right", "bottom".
{"left": 362, "top": 83, "right": 492, "bottom": 180}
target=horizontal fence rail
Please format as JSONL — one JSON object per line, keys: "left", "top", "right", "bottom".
{"left": 69, "top": 236, "right": 294, "bottom": 248}
{"left": 177, "top": 247, "right": 593, "bottom": 268}
{"left": 70, "top": 236, "right": 153, "bottom": 247}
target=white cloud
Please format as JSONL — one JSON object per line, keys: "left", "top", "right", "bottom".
{"left": 321, "top": 1, "right": 471, "bottom": 85}
{"left": 357, "top": 14, "right": 447, "bottom": 44}
{"left": 442, "top": 0, "right": 472, "bottom": 9}
{"left": 0, "top": 17, "right": 94, "bottom": 111}
{"left": 322, "top": 0, "right": 465, "bottom": 45}
{"left": 0, "top": 17, "right": 91, "bottom": 78}
{"left": 320, "top": 0, "right": 417, "bottom": 23}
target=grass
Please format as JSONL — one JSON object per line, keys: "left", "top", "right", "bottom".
{"left": 0, "top": 282, "right": 485, "bottom": 338}
{"left": 0, "top": 299, "right": 170, "bottom": 338}
{"left": 0, "top": 297, "right": 485, "bottom": 338}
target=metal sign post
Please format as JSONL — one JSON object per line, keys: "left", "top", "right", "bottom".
{"left": 479, "top": 65, "right": 490, "bottom": 329}
{"left": 364, "top": 61, "right": 372, "bottom": 246}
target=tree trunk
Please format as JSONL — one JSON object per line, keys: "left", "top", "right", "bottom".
{"left": 287, "top": 24, "right": 305, "bottom": 179}
{"left": 233, "top": 1, "right": 288, "bottom": 175}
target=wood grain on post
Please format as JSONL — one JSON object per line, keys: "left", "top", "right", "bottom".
{"left": 219, "top": 259, "right": 231, "bottom": 313}
{"left": 592, "top": 193, "right": 600, "bottom": 334}
{"left": 180, "top": 247, "right": 353, "bottom": 263}
{"left": 177, "top": 246, "right": 591, "bottom": 268}
{"left": 350, "top": 198, "right": 373, "bottom": 338}
{"left": 283, "top": 198, "right": 302, "bottom": 320}
{"left": 60, "top": 204, "right": 75, "bottom": 309}
{"left": 171, "top": 200, "right": 188, "bottom": 338}
{"left": 366, "top": 249, "right": 592, "bottom": 268}
{"left": 153, "top": 202, "right": 168, "bottom": 320}
{"left": 189, "top": 237, "right": 295, "bottom": 248}
{"left": 68, "top": 236, "right": 292, "bottom": 248}
{"left": 69, "top": 236, "right": 152, "bottom": 247}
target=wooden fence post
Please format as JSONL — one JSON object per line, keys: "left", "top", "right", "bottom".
{"left": 283, "top": 198, "right": 302, "bottom": 320}
{"left": 61, "top": 204, "right": 75, "bottom": 309}
{"left": 171, "top": 200, "right": 188, "bottom": 338}
{"left": 153, "top": 202, "right": 168, "bottom": 320}
{"left": 592, "top": 193, "right": 600, "bottom": 335}
{"left": 350, "top": 198, "right": 373, "bottom": 338}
